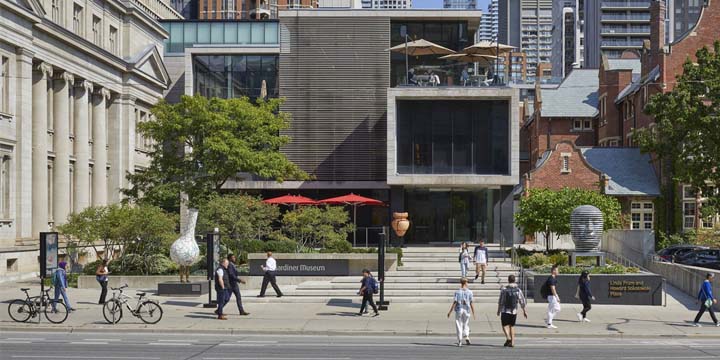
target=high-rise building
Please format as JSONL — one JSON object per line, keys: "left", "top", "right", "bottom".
{"left": 172, "top": 0, "right": 316, "bottom": 19}
{"left": 476, "top": 0, "right": 498, "bottom": 42}
{"left": 584, "top": 0, "right": 651, "bottom": 68}
{"left": 667, "top": 0, "right": 703, "bottom": 43}
{"left": 498, "top": 0, "right": 553, "bottom": 83}
{"left": 361, "top": 0, "right": 411, "bottom": 8}
{"left": 444, "top": 0, "right": 477, "bottom": 9}
{"left": 551, "top": 0, "right": 584, "bottom": 79}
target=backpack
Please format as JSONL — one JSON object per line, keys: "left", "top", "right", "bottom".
{"left": 503, "top": 287, "right": 520, "bottom": 311}
{"left": 51, "top": 269, "right": 62, "bottom": 287}
{"left": 369, "top": 277, "right": 379, "bottom": 294}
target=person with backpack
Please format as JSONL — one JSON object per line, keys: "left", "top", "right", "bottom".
{"left": 473, "top": 240, "right": 489, "bottom": 283}
{"left": 447, "top": 277, "right": 475, "bottom": 347}
{"left": 459, "top": 242, "right": 471, "bottom": 278}
{"left": 214, "top": 258, "right": 231, "bottom": 320}
{"left": 576, "top": 270, "right": 595, "bottom": 322}
{"left": 497, "top": 274, "right": 527, "bottom": 347}
{"left": 541, "top": 265, "right": 561, "bottom": 329}
{"left": 693, "top": 273, "right": 719, "bottom": 327}
{"left": 95, "top": 259, "right": 110, "bottom": 304}
{"left": 357, "top": 269, "right": 379, "bottom": 317}
{"left": 52, "top": 261, "right": 74, "bottom": 312}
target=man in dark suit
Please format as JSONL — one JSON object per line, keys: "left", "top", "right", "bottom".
{"left": 227, "top": 254, "right": 250, "bottom": 316}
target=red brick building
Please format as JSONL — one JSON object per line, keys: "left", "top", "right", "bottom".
{"left": 597, "top": 52, "right": 641, "bottom": 147}
{"left": 197, "top": 0, "right": 315, "bottom": 20}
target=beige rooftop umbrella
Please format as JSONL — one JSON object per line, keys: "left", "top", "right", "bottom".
{"left": 439, "top": 53, "right": 498, "bottom": 67}
{"left": 387, "top": 39, "right": 456, "bottom": 56}
{"left": 462, "top": 41, "right": 514, "bottom": 56}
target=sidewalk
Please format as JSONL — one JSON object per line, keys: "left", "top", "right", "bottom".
{"left": 1, "top": 279, "right": 717, "bottom": 338}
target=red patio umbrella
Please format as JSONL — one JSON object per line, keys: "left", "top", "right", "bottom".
{"left": 318, "top": 193, "right": 386, "bottom": 245}
{"left": 263, "top": 194, "right": 318, "bottom": 207}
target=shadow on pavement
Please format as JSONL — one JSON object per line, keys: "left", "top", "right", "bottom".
{"left": 326, "top": 299, "right": 357, "bottom": 308}
{"left": 163, "top": 301, "right": 201, "bottom": 307}
{"left": 514, "top": 323, "right": 549, "bottom": 329}
{"left": 316, "top": 312, "right": 360, "bottom": 317}
{"left": 185, "top": 312, "right": 217, "bottom": 319}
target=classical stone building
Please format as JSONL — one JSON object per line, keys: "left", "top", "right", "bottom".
{"left": 0, "top": 0, "right": 178, "bottom": 280}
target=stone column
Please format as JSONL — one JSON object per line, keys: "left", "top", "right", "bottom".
{"left": 92, "top": 88, "right": 110, "bottom": 206}
{"left": 15, "top": 48, "right": 34, "bottom": 239}
{"left": 73, "top": 80, "right": 92, "bottom": 212}
{"left": 52, "top": 71, "right": 74, "bottom": 226}
{"left": 31, "top": 63, "right": 52, "bottom": 236}
{"left": 107, "top": 94, "right": 135, "bottom": 203}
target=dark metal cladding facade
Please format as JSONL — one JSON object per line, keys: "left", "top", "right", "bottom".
{"left": 279, "top": 16, "right": 390, "bottom": 182}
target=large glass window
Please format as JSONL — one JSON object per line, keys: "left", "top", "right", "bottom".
{"left": 396, "top": 100, "right": 509, "bottom": 175}
{"left": 162, "top": 21, "right": 279, "bottom": 54}
{"left": 193, "top": 55, "right": 278, "bottom": 99}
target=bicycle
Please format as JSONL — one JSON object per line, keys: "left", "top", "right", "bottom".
{"left": 7, "top": 287, "right": 69, "bottom": 324}
{"left": 102, "top": 284, "right": 163, "bottom": 324}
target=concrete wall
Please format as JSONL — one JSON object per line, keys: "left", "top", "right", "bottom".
{"left": 79, "top": 275, "right": 359, "bottom": 290}
{"left": 602, "top": 229, "right": 655, "bottom": 266}
{"left": 646, "top": 261, "right": 720, "bottom": 309}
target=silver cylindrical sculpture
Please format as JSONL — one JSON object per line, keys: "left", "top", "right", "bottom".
{"left": 570, "top": 205, "right": 604, "bottom": 252}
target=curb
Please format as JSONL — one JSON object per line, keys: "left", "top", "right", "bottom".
{"left": 1, "top": 326, "right": 716, "bottom": 339}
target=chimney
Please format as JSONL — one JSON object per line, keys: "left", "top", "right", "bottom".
{"left": 600, "top": 173, "right": 611, "bottom": 194}
{"left": 649, "top": 0, "right": 666, "bottom": 71}
{"left": 523, "top": 173, "right": 531, "bottom": 197}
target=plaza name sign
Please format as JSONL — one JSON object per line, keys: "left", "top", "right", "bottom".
{"left": 531, "top": 273, "right": 663, "bottom": 305}
{"left": 249, "top": 259, "right": 352, "bottom": 276}
{"left": 608, "top": 280, "right": 652, "bottom": 298}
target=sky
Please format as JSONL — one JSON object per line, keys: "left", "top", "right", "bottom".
{"left": 413, "top": 0, "right": 490, "bottom": 9}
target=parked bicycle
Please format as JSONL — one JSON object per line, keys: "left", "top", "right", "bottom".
{"left": 102, "top": 284, "right": 163, "bottom": 324}
{"left": 7, "top": 287, "right": 69, "bottom": 324}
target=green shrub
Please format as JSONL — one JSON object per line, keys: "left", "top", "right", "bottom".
{"left": 239, "top": 239, "right": 265, "bottom": 253}
{"left": 548, "top": 253, "right": 569, "bottom": 266}
{"left": 521, "top": 253, "right": 548, "bottom": 268}
{"left": 109, "top": 254, "right": 178, "bottom": 275}
{"left": 321, "top": 239, "right": 353, "bottom": 253}
{"left": 264, "top": 239, "right": 299, "bottom": 253}
{"left": 83, "top": 259, "right": 103, "bottom": 275}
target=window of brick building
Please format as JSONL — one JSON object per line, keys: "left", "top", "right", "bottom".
{"left": 631, "top": 201, "right": 653, "bottom": 230}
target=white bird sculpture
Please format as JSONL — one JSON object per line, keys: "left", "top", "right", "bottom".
{"left": 170, "top": 208, "right": 200, "bottom": 282}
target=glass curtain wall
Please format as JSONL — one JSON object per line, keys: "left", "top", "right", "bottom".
{"left": 390, "top": 21, "right": 472, "bottom": 87}
{"left": 193, "top": 55, "right": 279, "bottom": 99}
{"left": 396, "top": 100, "right": 509, "bottom": 175}
{"left": 405, "top": 189, "right": 500, "bottom": 244}
{"left": 162, "top": 21, "right": 279, "bottom": 54}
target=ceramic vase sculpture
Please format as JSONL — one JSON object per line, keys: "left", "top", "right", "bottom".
{"left": 391, "top": 212, "right": 411, "bottom": 237}
{"left": 570, "top": 205, "right": 604, "bottom": 252}
{"left": 170, "top": 208, "right": 200, "bottom": 282}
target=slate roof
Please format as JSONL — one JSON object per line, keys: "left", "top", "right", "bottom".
{"left": 580, "top": 147, "right": 660, "bottom": 196}
{"left": 615, "top": 65, "right": 660, "bottom": 104}
{"left": 540, "top": 69, "right": 599, "bottom": 118}
{"left": 607, "top": 59, "right": 642, "bottom": 74}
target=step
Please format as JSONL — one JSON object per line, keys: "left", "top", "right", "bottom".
{"left": 330, "top": 277, "right": 506, "bottom": 284}
{"left": 242, "top": 296, "right": 502, "bottom": 304}
{"left": 386, "top": 271, "right": 517, "bottom": 277}
{"left": 300, "top": 283, "right": 504, "bottom": 290}
{"left": 289, "top": 289, "right": 502, "bottom": 297}
{"left": 395, "top": 266, "right": 517, "bottom": 271}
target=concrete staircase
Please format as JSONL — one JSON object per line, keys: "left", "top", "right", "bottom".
{"left": 254, "top": 244, "right": 517, "bottom": 304}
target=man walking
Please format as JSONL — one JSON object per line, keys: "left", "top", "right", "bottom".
{"left": 258, "top": 251, "right": 283, "bottom": 298}
{"left": 544, "top": 265, "right": 561, "bottom": 329}
{"left": 227, "top": 254, "right": 250, "bottom": 316}
{"left": 215, "top": 258, "right": 231, "bottom": 320}
{"left": 357, "top": 269, "right": 379, "bottom": 317}
{"left": 473, "top": 240, "right": 489, "bottom": 284}
{"left": 497, "top": 274, "right": 527, "bottom": 347}
{"left": 447, "top": 278, "right": 475, "bottom": 347}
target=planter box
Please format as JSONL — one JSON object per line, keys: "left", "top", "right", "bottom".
{"left": 248, "top": 253, "right": 397, "bottom": 276}
{"left": 525, "top": 270, "right": 663, "bottom": 306}
{"left": 77, "top": 275, "right": 207, "bottom": 289}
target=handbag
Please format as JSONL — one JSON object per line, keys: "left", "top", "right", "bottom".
{"left": 704, "top": 298, "right": 713, "bottom": 309}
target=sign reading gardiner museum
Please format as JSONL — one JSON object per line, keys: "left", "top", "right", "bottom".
{"left": 249, "top": 259, "right": 352, "bottom": 276}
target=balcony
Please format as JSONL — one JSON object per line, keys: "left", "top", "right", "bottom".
{"left": 602, "top": 14, "right": 651, "bottom": 22}
{"left": 601, "top": 27, "right": 650, "bottom": 35}
{"left": 601, "top": 1, "right": 650, "bottom": 9}
{"left": 601, "top": 40, "right": 645, "bottom": 48}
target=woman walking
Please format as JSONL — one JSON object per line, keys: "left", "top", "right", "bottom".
{"left": 576, "top": 270, "right": 594, "bottom": 322}
{"left": 95, "top": 259, "right": 110, "bottom": 304}
{"left": 52, "top": 261, "right": 74, "bottom": 312}
{"left": 459, "top": 242, "right": 471, "bottom": 278}
{"left": 693, "top": 273, "right": 718, "bottom": 327}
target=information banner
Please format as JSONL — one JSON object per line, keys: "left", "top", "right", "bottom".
{"left": 39, "top": 232, "right": 59, "bottom": 278}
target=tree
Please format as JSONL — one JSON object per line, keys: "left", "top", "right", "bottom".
{"left": 280, "top": 206, "right": 355, "bottom": 249}
{"left": 58, "top": 204, "right": 177, "bottom": 274}
{"left": 634, "top": 41, "right": 720, "bottom": 219}
{"left": 197, "top": 194, "right": 280, "bottom": 242}
{"left": 514, "top": 188, "right": 622, "bottom": 250}
{"left": 124, "top": 95, "right": 309, "bottom": 209}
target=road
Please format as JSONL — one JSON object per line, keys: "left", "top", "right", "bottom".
{"left": 1, "top": 331, "right": 719, "bottom": 360}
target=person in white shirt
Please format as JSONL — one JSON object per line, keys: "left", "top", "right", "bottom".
{"left": 447, "top": 277, "right": 475, "bottom": 347}
{"left": 473, "top": 240, "right": 489, "bottom": 284}
{"left": 258, "top": 251, "right": 283, "bottom": 298}
{"left": 459, "top": 242, "right": 471, "bottom": 278}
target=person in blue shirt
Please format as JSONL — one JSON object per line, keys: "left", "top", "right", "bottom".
{"left": 357, "top": 269, "right": 379, "bottom": 317}
{"left": 693, "top": 273, "right": 718, "bottom": 327}
{"left": 52, "top": 261, "right": 74, "bottom": 312}
{"left": 576, "top": 270, "right": 595, "bottom": 322}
